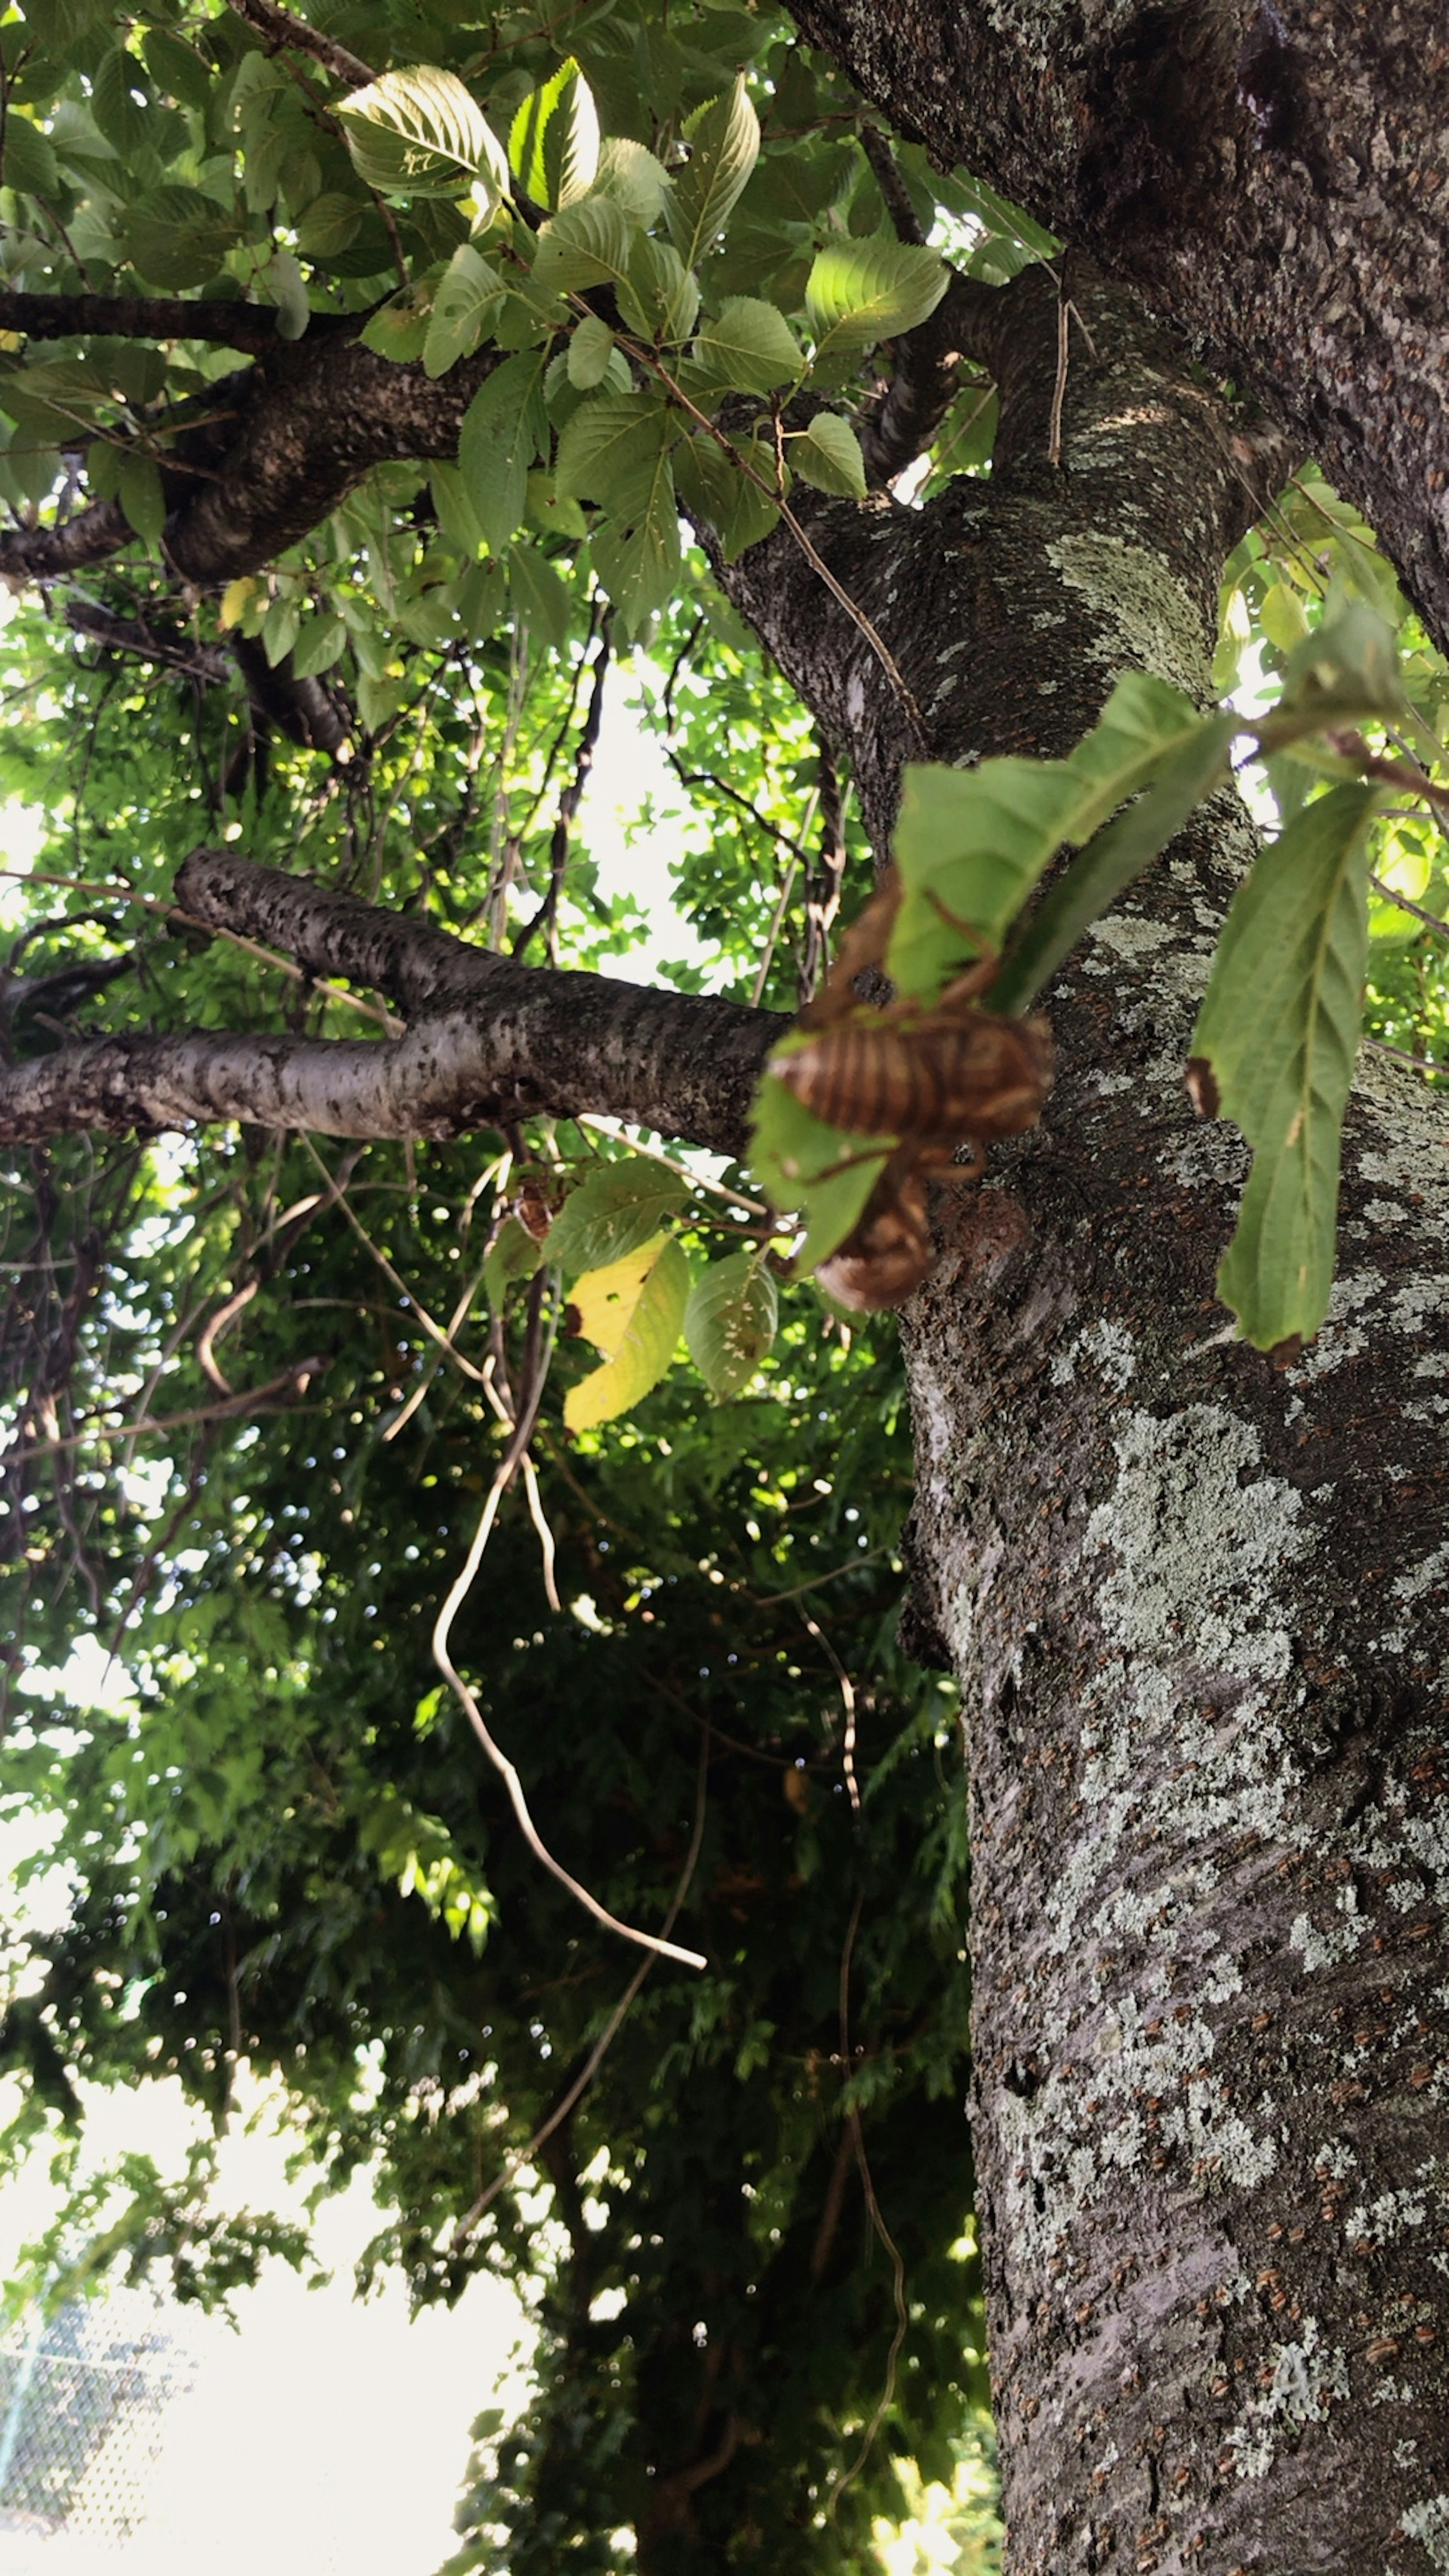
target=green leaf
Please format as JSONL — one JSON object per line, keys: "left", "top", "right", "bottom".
{"left": 360, "top": 286, "right": 433, "bottom": 363}
{"left": 618, "top": 235, "right": 699, "bottom": 344}
{"left": 337, "top": 66, "right": 508, "bottom": 203}
{"left": 889, "top": 671, "right": 1209, "bottom": 1000}
{"left": 458, "top": 352, "right": 548, "bottom": 554}
{"left": 790, "top": 413, "right": 866, "bottom": 500}
{"left": 684, "top": 1252, "right": 777, "bottom": 1400}
{"left": 91, "top": 45, "right": 154, "bottom": 158}
{"left": 483, "top": 1213, "right": 543, "bottom": 1308}
{"left": 508, "top": 544, "right": 572, "bottom": 654}
{"left": 554, "top": 391, "right": 673, "bottom": 520}
{"left": 1190, "top": 781, "right": 1380, "bottom": 1352}
{"left": 1255, "top": 597, "right": 1404, "bottom": 751}
{"left": 567, "top": 313, "right": 616, "bottom": 390}
{"left": 1, "top": 115, "right": 59, "bottom": 199}
{"left": 422, "top": 243, "right": 504, "bottom": 378}
{"left": 295, "top": 193, "right": 363, "bottom": 260}
{"left": 117, "top": 452, "right": 165, "bottom": 551}
{"left": 592, "top": 137, "right": 671, "bottom": 226}
{"left": 592, "top": 472, "right": 681, "bottom": 632}
{"left": 262, "top": 248, "right": 310, "bottom": 342}
{"left": 119, "top": 188, "right": 243, "bottom": 291}
{"left": 690, "top": 297, "right": 801, "bottom": 395}
{"left": 564, "top": 1234, "right": 690, "bottom": 1432}
{"left": 508, "top": 58, "right": 599, "bottom": 212}
{"left": 532, "top": 196, "right": 635, "bottom": 295}
{"left": 289, "top": 615, "right": 345, "bottom": 678}
{"left": 547, "top": 1155, "right": 688, "bottom": 1275}
{"left": 665, "top": 76, "right": 760, "bottom": 272}
{"left": 748, "top": 1056, "right": 889, "bottom": 1267}
{"left": 990, "top": 711, "right": 1237, "bottom": 1012}
{"left": 142, "top": 27, "right": 214, "bottom": 113}
{"left": 805, "top": 236, "right": 948, "bottom": 360}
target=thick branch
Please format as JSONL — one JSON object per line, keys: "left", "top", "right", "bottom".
{"left": 860, "top": 272, "right": 1013, "bottom": 489}
{"left": 0, "top": 498, "right": 131, "bottom": 581}
{"left": 2, "top": 852, "right": 782, "bottom": 1155}
{"left": 788, "top": 0, "right": 1449, "bottom": 655}
{"left": 0, "top": 293, "right": 295, "bottom": 356}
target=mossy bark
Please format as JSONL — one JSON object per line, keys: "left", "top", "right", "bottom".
{"left": 718, "top": 265, "right": 1449, "bottom": 2575}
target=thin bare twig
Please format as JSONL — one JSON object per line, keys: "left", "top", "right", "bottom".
{"left": 796, "top": 1599, "right": 860, "bottom": 1812}
{"left": 1363, "top": 1033, "right": 1449, "bottom": 1076}
{"left": 1369, "top": 873, "right": 1449, "bottom": 941}
{"left": 450, "top": 1727, "right": 710, "bottom": 2247}
{"left": 431, "top": 1279, "right": 706, "bottom": 1973}
{"left": 826, "top": 1895, "right": 910, "bottom": 2516}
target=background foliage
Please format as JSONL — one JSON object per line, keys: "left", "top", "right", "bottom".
{"left": 1, "top": 0, "right": 1448, "bottom": 2567}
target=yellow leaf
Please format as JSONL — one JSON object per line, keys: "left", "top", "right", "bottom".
{"left": 568, "top": 1233, "right": 666, "bottom": 1357}
{"left": 219, "top": 576, "right": 257, "bottom": 631}
{"left": 564, "top": 1237, "right": 689, "bottom": 1433}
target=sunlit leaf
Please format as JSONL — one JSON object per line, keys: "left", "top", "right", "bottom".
{"left": 338, "top": 66, "right": 508, "bottom": 203}
{"left": 1190, "top": 781, "right": 1380, "bottom": 1352}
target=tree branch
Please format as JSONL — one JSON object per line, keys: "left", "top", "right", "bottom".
{"left": 0, "top": 852, "right": 783, "bottom": 1155}
{"left": 223, "top": 0, "right": 375, "bottom": 87}
{"left": 0, "top": 498, "right": 131, "bottom": 581}
{"left": 0, "top": 293, "right": 298, "bottom": 356}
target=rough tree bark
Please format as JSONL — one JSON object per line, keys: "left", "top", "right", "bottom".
{"left": 12, "top": 234, "right": 1449, "bottom": 2565}
{"left": 788, "top": 0, "right": 1449, "bottom": 660}
{"left": 708, "top": 266, "right": 1449, "bottom": 2574}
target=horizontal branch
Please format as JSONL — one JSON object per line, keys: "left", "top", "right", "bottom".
{"left": 0, "top": 852, "right": 784, "bottom": 1155}
{"left": 0, "top": 292, "right": 294, "bottom": 356}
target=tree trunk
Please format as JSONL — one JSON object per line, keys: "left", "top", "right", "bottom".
{"left": 716, "top": 264, "right": 1449, "bottom": 2572}
{"left": 787, "top": 0, "right": 1449, "bottom": 661}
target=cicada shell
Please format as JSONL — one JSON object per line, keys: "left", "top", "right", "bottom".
{"left": 775, "top": 1004, "right": 1051, "bottom": 1147}
{"left": 816, "top": 1171, "right": 933, "bottom": 1312}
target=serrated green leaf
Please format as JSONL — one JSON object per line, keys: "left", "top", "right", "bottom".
{"left": 889, "top": 670, "right": 1210, "bottom": 999}
{"left": 1191, "top": 781, "right": 1380, "bottom": 1352}
{"left": 120, "top": 188, "right": 243, "bottom": 291}
{"left": 422, "top": 243, "right": 503, "bottom": 378}
{"left": 142, "top": 26, "right": 214, "bottom": 112}
{"left": 458, "top": 352, "right": 548, "bottom": 554}
{"left": 532, "top": 195, "right": 635, "bottom": 295}
{"left": 1255, "top": 598, "right": 1404, "bottom": 750}
{"left": 567, "top": 313, "right": 616, "bottom": 389}
{"left": 684, "top": 1252, "right": 777, "bottom": 1399}
{"left": 91, "top": 45, "right": 154, "bottom": 158}
{"left": 338, "top": 67, "right": 508, "bottom": 203}
{"left": 592, "top": 469, "right": 681, "bottom": 632}
{"left": 554, "top": 391, "right": 672, "bottom": 520}
{"left": 360, "top": 286, "right": 433, "bottom": 363}
{"left": 547, "top": 1156, "right": 688, "bottom": 1275}
{"left": 564, "top": 1235, "right": 690, "bottom": 1431}
{"left": 508, "top": 544, "right": 571, "bottom": 654}
{"left": 990, "top": 711, "right": 1237, "bottom": 1012}
{"left": 665, "top": 76, "right": 760, "bottom": 272}
{"left": 1, "top": 115, "right": 58, "bottom": 199}
{"left": 690, "top": 297, "right": 800, "bottom": 395}
{"left": 592, "top": 137, "right": 671, "bottom": 226}
{"left": 117, "top": 451, "right": 165, "bottom": 551}
{"left": 790, "top": 412, "right": 866, "bottom": 500}
{"left": 805, "top": 235, "right": 948, "bottom": 360}
{"left": 289, "top": 615, "right": 345, "bottom": 678}
{"left": 508, "top": 58, "right": 599, "bottom": 212}
{"left": 295, "top": 193, "right": 363, "bottom": 260}
{"left": 618, "top": 235, "right": 698, "bottom": 344}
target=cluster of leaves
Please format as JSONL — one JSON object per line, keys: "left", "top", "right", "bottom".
{"left": 2, "top": 1090, "right": 988, "bottom": 2567}
{"left": 754, "top": 590, "right": 1449, "bottom": 1355}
